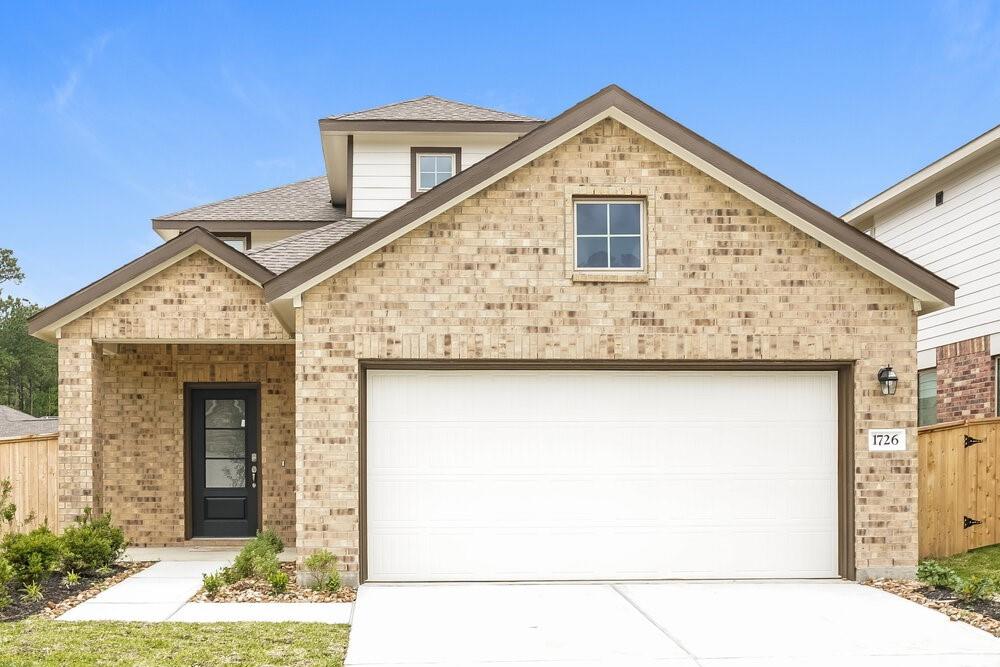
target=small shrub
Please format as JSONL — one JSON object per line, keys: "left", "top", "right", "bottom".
{"left": 61, "top": 508, "right": 127, "bottom": 573}
{"left": 2, "top": 525, "right": 66, "bottom": 583}
{"left": 303, "top": 549, "right": 341, "bottom": 592}
{"left": 19, "top": 581, "right": 43, "bottom": 602}
{"left": 202, "top": 572, "right": 224, "bottom": 597}
{"left": 232, "top": 536, "right": 280, "bottom": 580}
{"left": 956, "top": 575, "right": 997, "bottom": 602}
{"left": 0, "top": 556, "right": 13, "bottom": 609}
{"left": 0, "top": 478, "right": 34, "bottom": 532}
{"left": 62, "top": 571, "right": 81, "bottom": 587}
{"left": 917, "top": 561, "right": 961, "bottom": 589}
{"left": 268, "top": 570, "right": 289, "bottom": 594}
{"left": 255, "top": 528, "right": 284, "bottom": 554}
{"left": 220, "top": 566, "right": 241, "bottom": 585}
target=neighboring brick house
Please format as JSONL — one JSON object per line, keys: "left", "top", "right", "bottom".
{"left": 30, "top": 86, "right": 954, "bottom": 584}
{"left": 844, "top": 125, "right": 1000, "bottom": 426}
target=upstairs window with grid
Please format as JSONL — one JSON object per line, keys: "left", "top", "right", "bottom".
{"left": 417, "top": 154, "right": 456, "bottom": 191}
{"left": 574, "top": 201, "right": 644, "bottom": 270}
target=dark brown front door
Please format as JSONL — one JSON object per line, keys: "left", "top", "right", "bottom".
{"left": 190, "top": 387, "right": 259, "bottom": 537}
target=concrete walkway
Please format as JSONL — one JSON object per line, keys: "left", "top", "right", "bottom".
{"left": 346, "top": 580, "right": 1000, "bottom": 666}
{"left": 58, "top": 556, "right": 352, "bottom": 624}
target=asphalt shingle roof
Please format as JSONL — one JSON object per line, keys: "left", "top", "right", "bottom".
{"left": 329, "top": 96, "right": 540, "bottom": 122}
{"left": 247, "top": 218, "right": 377, "bottom": 273}
{"left": 155, "top": 176, "right": 345, "bottom": 223}
{"left": 0, "top": 405, "right": 57, "bottom": 439}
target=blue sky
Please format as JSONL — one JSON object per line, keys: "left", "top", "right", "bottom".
{"left": 1, "top": 1, "right": 998, "bottom": 305}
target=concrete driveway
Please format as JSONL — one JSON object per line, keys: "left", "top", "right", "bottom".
{"left": 345, "top": 580, "right": 1000, "bottom": 666}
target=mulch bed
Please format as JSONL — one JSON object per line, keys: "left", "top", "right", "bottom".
{"left": 867, "top": 578, "right": 1000, "bottom": 637}
{"left": 190, "top": 562, "right": 356, "bottom": 603}
{"left": 1, "top": 561, "right": 153, "bottom": 622}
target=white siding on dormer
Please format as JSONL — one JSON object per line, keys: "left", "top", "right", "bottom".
{"left": 869, "top": 150, "right": 1000, "bottom": 352}
{"left": 350, "top": 133, "right": 520, "bottom": 218}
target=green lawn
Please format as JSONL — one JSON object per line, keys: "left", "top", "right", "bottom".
{"left": 935, "top": 544, "right": 1000, "bottom": 581}
{"left": 0, "top": 620, "right": 349, "bottom": 666}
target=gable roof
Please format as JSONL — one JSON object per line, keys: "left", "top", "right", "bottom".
{"left": 28, "top": 227, "right": 276, "bottom": 341}
{"left": 266, "top": 85, "right": 956, "bottom": 311}
{"left": 843, "top": 122, "right": 1000, "bottom": 228}
{"left": 247, "top": 217, "right": 377, "bottom": 273}
{"left": 0, "top": 406, "right": 57, "bottom": 439}
{"left": 152, "top": 176, "right": 345, "bottom": 232}
{"left": 329, "top": 95, "right": 541, "bottom": 122}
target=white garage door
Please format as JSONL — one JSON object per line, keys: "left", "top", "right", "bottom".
{"left": 365, "top": 369, "right": 839, "bottom": 581}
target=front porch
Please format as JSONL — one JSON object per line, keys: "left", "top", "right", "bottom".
{"left": 60, "top": 341, "right": 296, "bottom": 547}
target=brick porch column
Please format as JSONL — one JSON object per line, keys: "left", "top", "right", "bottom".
{"left": 57, "top": 335, "right": 102, "bottom": 529}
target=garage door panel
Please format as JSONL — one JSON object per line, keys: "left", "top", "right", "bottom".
{"left": 366, "top": 370, "right": 839, "bottom": 581}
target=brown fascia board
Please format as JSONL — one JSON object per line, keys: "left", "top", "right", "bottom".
{"left": 270, "top": 84, "right": 956, "bottom": 306}
{"left": 318, "top": 118, "right": 544, "bottom": 133}
{"left": 28, "top": 227, "right": 275, "bottom": 336}
{"left": 152, "top": 219, "right": 333, "bottom": 231}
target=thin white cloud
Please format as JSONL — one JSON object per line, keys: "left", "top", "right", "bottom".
{"left": 51, "top": 31, "right": 112, "bottom": 110}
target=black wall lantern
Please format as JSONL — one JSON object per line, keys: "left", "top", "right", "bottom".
{"left": 877, "top": 365, "right": 898, "bottom": 396}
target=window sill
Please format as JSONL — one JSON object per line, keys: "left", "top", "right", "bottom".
{"left": 571, "top": 272, "right": 649, "bottom": 284}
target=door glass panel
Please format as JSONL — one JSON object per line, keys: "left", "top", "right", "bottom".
{"left": 206, "top": 459, "right": 246, "bottom": 488}
{"left": 206, "top": 429, "right": 245, "bottom": 458}
{"left": 205, "top": 399, "right": 245, "bottom": 428}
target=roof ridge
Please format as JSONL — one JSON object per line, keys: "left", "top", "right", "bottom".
{"left": 329, "top": 95, "right": 539, "bottom": 121}
{"left": 420, "top": 95, "right": 540, "bottom": 121}
{"left": 328, "top": 95, "right": 435, "bottom": 120}
{"left": 154, "top": 175, "right": 328, "bottom": 220}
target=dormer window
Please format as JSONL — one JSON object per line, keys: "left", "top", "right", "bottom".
{"left": 411, "top": 147, "right": 461, "bottom": 196}
{"left": 214, "top": 232, "right": 251, "bottom": 251}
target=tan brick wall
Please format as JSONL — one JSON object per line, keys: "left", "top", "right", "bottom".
{"left": 83, "top": 251, "right": 289, "bottom": 342}
{"left": 296, "top": 118, "right": 919, "bottom": 580}
{"left": 57, "top": 255, "right": 295, "bottom": 544}
{"left": 57, "top": 337, "right": 102, "bottom": 528}
{"left": 97, "top": 343, "right": 295, "bottom": 546}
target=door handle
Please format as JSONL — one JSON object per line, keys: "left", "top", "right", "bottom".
{"left": 251, "top": 464, "right": 258, "bottom": 489}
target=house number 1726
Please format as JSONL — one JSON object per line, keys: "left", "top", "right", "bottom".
{"left": 868, "top": 428, "right": 906, "bottom": 452}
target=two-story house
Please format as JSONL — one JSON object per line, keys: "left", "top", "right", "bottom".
{"left": 28, "top": 86, "right": 953, "bottom": 584}
{"left": 844, "top": 125, "right": 1000, "bottom": 426}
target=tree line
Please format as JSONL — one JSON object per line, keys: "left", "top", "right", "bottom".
{"left": 0, "top": 248, "right": 57, "bottom": 416}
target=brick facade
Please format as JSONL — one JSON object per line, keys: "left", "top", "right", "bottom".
{"left": 936, "top": 335, "right": 995, "bottom": 422}
{"left": 57, "top": 253, "right": 295, "bottom": 544}
{"left": 296, "top": 118, "right": 919, "bottom": 581}
{"left": 56, "top": 119, "right": 921, "bottom": 580}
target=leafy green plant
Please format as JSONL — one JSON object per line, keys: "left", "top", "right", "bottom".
{"left": 268, "top": 570, "right": 289, "bottom": 594}
{"left": 0, "top": 478, "right": 34, "bottom": 532}
{"left": 917, "top": 560, "right": 962, "bottom": 589}
{"left": 62, "top": 571, "right": 81, "bottom": 587}
{"left": 61, "top": 508, "right": 127, "bottom": 573}
{"left": 231, "top": 535, "right": 280, "bottom": 580}
{"left": 255, "top": 528, "right": 284, "bottom": 554}
{"left": 220, "top": 566, "right": 240, "bottom": 585}
{"left": 20, "top": 581, "right": 43, "bottom": 602}
{"left": 202, "top": 572, "right": 224, "bottom": 597}
{"left": 955, "top": 575, "right": 997, "bottom": 602}
{"left": 303, "top": 549, "right": 341, "bottom": 592}
{"left": 0, "top": 555, "right": 14, "bottom": 609}
{"left": 2, "top": 525, "right": 66, "bottom": 583}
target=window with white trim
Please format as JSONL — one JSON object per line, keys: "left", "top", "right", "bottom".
{"left": 918, "top": 368, "right": 937, "bottom": 427}
{"left": 574, "top": 200, "right": 643, "bottom": 270}
{"left": 416, "top": 153, "right": 456, "bottom": 191}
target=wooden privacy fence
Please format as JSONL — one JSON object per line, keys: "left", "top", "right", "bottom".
{"left": 919, "top": 417, "right": 1000, "bottom": 559}
{"left": 0, "top": 433, "right": 58, "bottom": 533}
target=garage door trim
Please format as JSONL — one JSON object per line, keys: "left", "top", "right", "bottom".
{"left": 358, "top": 359, "right": 855, "bottom": 583}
